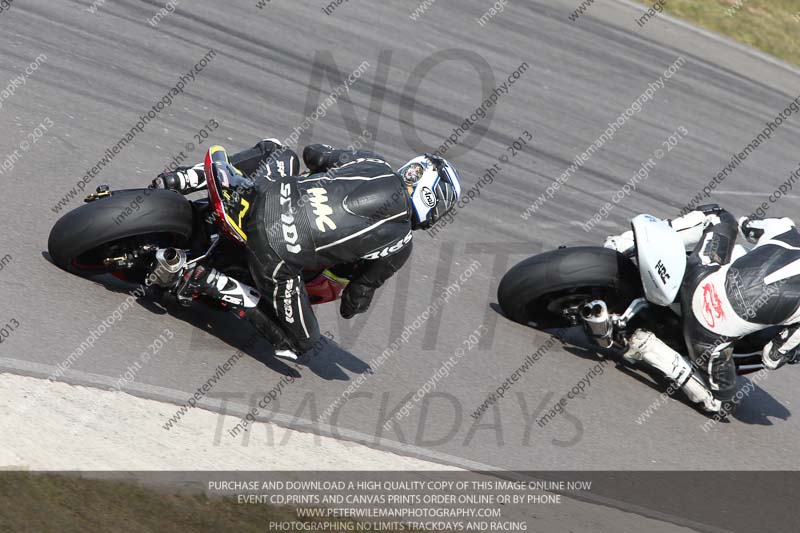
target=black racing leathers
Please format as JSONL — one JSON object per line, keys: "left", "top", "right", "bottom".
{"left": 241, "top": 144, "right": 414, "bottom": 352}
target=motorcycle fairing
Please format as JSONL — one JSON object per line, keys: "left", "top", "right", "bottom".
{"left": 632, "top": 214, "right": 686, "bottom": 306}
{"left": 305, "top": 269, "right": 349, "bottom": 304}
{"left": 204, "top": 145, "right": 254, "bottom": 245}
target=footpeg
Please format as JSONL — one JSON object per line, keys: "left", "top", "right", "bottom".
{"left": 84, "top": 185, "right": 112, "bottom": 203}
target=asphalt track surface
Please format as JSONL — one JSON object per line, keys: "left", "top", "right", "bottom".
{"left": 2, "top": 0, "right": 800, "bottom": 528}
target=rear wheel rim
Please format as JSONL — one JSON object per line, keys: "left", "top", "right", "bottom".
{"left": 527, "top": 287, "right": 620, "bottom": 325}
{"left": 68, "top": 233, "right": 182, "bottom": 274}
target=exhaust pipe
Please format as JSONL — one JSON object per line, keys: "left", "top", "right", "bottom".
{"left": 581, "top": 300, "right": 613, "bottom": 348}
{"left": 152, "top": 248, "right": 187, "bottom": 287}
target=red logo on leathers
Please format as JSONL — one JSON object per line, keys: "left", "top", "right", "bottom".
{"left": 701, "top": 282, "right": 725, "bottom": 328}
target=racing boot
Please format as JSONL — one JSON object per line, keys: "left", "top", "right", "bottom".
{"left": 176, "top": 265, "right": 299, "bottom": 359}
{"left": 625, "top": 329, "right": 721, "bottom": 413}
{"left": 151, "top": 139, "right": 294, "bottom": 193}
{"left": 604, "top": 211, "right": 710, "bottom": 255}
{"left": 604, "top": 230, "right": 635, "bottom": 254}
{"left": 152, "top": 163, "right": 206, "bottom": 194}
{"left": 227, "top": 138, "right": 299, "bottom": 180}
{"left": 705, "top": 348, "right": 737, "bottom": 407}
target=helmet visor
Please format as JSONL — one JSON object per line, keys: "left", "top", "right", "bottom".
{"left": 400, "top": 161, "right": 428, "bottom": 187}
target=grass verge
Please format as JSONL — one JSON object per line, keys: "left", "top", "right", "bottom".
{"left": 636, "top": 0, "right": 800, "bottom": 67}
{"left": 0, "top": 472, "right": 392, "bottom": 533}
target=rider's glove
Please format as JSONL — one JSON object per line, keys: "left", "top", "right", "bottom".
{"left": 763, "top": 340, "right": 791, "bottom": 370}
{"left": 738, "top": 216, "right": 765, "bottom": 244}
{"left": 340, "top": 283, "right": 375, "bottom": 319}
{"left": 694, "top": 204, "right": 724, "bottom": 216}
{"left": 763, "top": 328, "right": 800, "bottom": 370}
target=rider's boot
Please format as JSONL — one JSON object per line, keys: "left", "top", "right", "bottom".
{"left": 151, "top": 139, "right": 295, "bottom": 193}
{"left": 604, "top": 230, "right": 635, "bottom": 254}
{"left": 177, "top": 265, "right": 299, "bottom": 360}
{"left": 153, "top": 163, "right": 207, "bottom": 193}
{"left": 625, "top": 329, "right": 721, "bottom": 413}
{"left": 706, "top": 350, "right": 737, "bottom": 403}
{"left": 230, "top": 139, "right": 300, "bottom": 181}
{"left": 604, "top": 211, "right": 711, "bottom": 254}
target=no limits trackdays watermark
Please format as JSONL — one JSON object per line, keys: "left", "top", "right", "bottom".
{"left": 428, "top": 130, "right": 532, "bottom": 238}
{"left": 315, "top": 260, "right": 484, "bottom": 426}
{"left": 433, "top": 62, "right": 530, "bottom": 159}
{"left": 210, "top": 387, "right": 584, "bottom": 450}
{"left": 176, "top": 260, "right": 484, "bottom": 438}
{"left": 472, "top": 329, "right": 567, "bottom": 421}
{"left": 383, "top": 325, "right": 488, "bottom": 431}
{"left": 281, "top": 60, "right": 370, "bottom": 148}
{"left": 216, "top": 331, "right": 334, "bottom": 437}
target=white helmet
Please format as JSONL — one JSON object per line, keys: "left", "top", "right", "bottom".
{"left": 398, "top": 154, "right": 462, "bottom": 229}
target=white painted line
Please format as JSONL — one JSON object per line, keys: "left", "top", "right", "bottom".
{"left": 0, "top": 355, "right": 495, "bottom": 471}
{"left": 0, "top": 356, "right": 724, "bottom": 532}
{"left": 714, "top": 191, "right": 800, "bottom": 199}
{"left": 569, "top": 220, "right": 618, "bottom": 228}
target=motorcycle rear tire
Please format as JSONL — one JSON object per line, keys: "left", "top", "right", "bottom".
{"left": 497, "top": 246, "right": 642, "bottom": 327}
{"left": 48, "top": 189, "right": 194, "bottom": 276}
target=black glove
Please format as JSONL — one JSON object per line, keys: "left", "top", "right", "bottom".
{"left": 763, "top": 326, "right": 800, "bottom": 370}
{"left": 694, "top": 203, "right": 723, "bottom": 215}
{"left": 770, "top": 344, "right": 800, "bottom": 368}
{"left": 738, "top": 216, "right": 765, "bottom": 244}
{"left": 764, "top": 342, "right": 790, "bottom": 370}
{"left": 340, "top": 283, "right": 376, "bottom": 319}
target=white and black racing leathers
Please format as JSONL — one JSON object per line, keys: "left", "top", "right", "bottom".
{"left": 607, "top": 205, "right": 800, "bottom": 404}
{"left": 160, "top": 140, "right": 414, "bottom": 354}
{"left": 667, "top": 206, "right": 800, "bottom": 402}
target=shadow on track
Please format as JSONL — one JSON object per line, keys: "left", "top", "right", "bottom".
{"left": 493, "top": 304, "right": 790, "bottom": 425}
{"left": 42, "top": 252, "right": 371, "bottom": 382}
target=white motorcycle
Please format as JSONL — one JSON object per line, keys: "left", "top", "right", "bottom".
{"left": 498, "top": 214, "right": 773, "bottom": 410}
